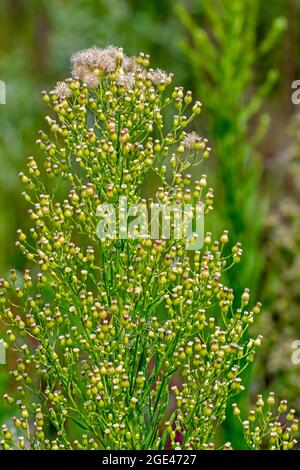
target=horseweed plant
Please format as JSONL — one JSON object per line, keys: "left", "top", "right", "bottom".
{"left": 0, "top": 46, "right": 297, "bottom": 450}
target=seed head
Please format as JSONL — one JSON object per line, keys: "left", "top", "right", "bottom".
{"left": 71, "top": 45, "right": 124, "bottom": 79}
{"left": 122, "top": 56, "right": 143, "bottom": 73}
{"left": 182, "top": 131, "right": 203, "bottom": 150}
{"left": 117, "top": 72, "right": 135, "bottom": 90}
{"left": 53, "top": 81, "right": 71, "bottom": 100}
{"left": 147, "top": 68, "right": 170, "bottom": 85}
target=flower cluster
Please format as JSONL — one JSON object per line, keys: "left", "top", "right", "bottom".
{"left": 0, "top": 46, "right": 297, "bottom": 450}
{"left": 70, "top": 45, "right": 172, "bottom": 91}
{"left": 233, "top": 394, "right": 298, "bottom": 450}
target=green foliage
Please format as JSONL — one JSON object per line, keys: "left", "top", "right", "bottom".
{"left": 177, "top": 0, "right": 286, "bottom": 295}
{"left": 257, "top": 115, "right": 300, "bottom": 407}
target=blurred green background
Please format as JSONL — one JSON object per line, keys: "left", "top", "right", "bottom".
{"left": 1, "top": 0, "right": 300, "bottom": 447}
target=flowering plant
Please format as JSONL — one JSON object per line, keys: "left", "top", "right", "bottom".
{"left": 0, "top": 46, "right": 297, "bottom": 450}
